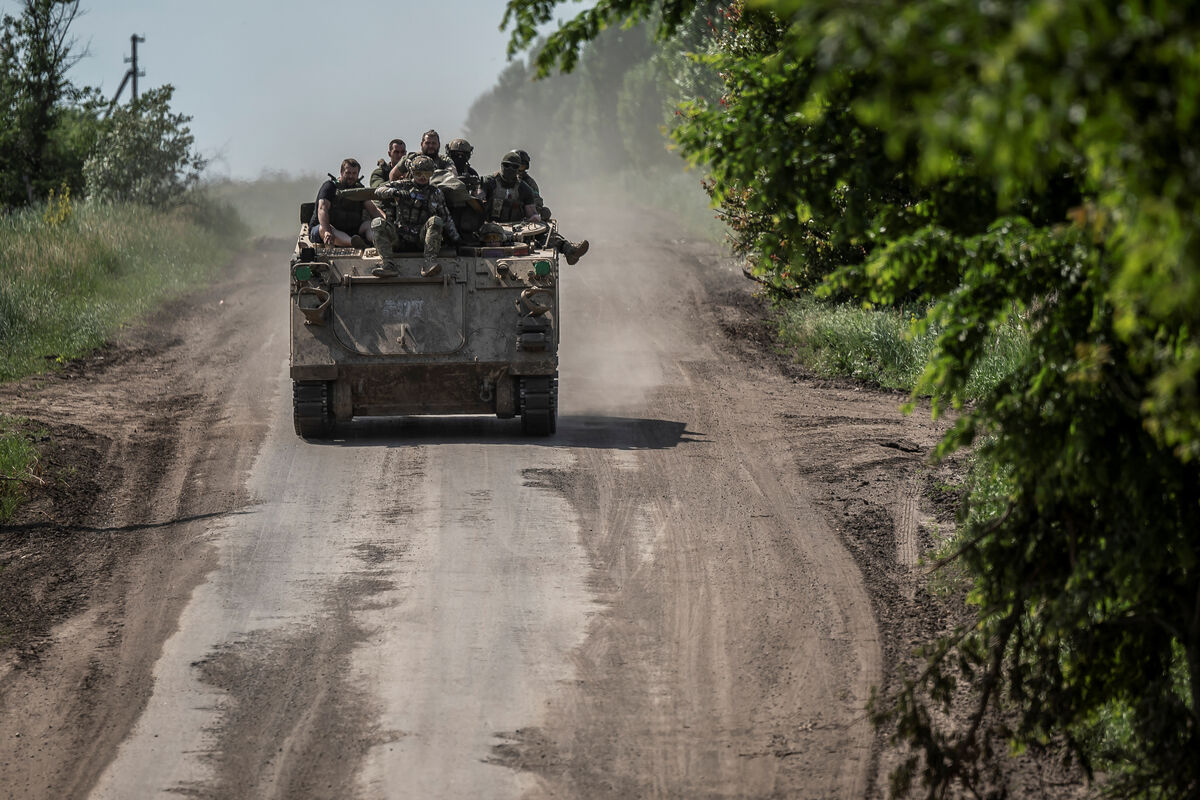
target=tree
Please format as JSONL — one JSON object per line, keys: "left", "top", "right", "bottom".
{"left": 0, "top": 0, "right": 88, "bottom": 208}
{"left": 84, "top": 85, "right": 206, "bottom": 207}
{"left": 503, "top": 0, "right": 1200, "bottom": 797}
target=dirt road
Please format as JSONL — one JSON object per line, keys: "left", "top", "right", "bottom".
{"left": 0, "top": 212, "right": 949, "bottom": 799}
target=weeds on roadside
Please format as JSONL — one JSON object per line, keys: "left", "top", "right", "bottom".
{"left": 0, "top": 198, "right": 244, "bottom": 382}
{"left": 0, "top": 416, "right": 39, "bottom": 523}
{"left": 774, "top": 297, "right": 1029, "bottom": 402}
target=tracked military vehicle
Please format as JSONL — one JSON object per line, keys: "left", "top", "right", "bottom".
{"left": 289, "top": 202, "right": 560, "bottom": 438}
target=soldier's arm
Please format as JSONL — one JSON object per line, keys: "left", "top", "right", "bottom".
{"left": 316, "top": 199, "right": 334, "bottom": 242}
{"left": 365, "top": 199, "right": 384, "bottom": 219}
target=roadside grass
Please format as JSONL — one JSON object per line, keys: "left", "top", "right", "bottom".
{"left": 0, "top": 415, "right": 39, "bottom": 523}
{"left": 775, "top": 296, "right": 1029, "bottom": 402}
{"left": 206, "top": 172, "right": 320, "bottom": 239}
{"left": 0, "top": 198, "right": 243, "bottom": 383}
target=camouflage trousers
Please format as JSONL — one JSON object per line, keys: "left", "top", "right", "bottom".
{"left": 371, "top": 216, "right": 443, "bottom": 261}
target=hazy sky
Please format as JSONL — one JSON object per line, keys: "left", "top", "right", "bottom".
{"left": 17, "top": 0, "right": 584, "bottom": 178}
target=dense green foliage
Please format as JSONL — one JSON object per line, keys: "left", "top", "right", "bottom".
{"left": 504, "top": 0, "right": 1200, "bottom": 796}
{"left": 84, "top": 86, "right": 207, "bottom": 206}
{"left": 0, "top": 0, "right": 100, "bottom": 208}
{"left": 1, "top": 1, "right": 205, "bottom": 211}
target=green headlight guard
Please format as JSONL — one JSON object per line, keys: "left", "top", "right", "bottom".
{"left": 294, "top": 265, "right": 313, "bottom": 281}
{"left": 534, "top": 260, "right": 551, "bottom": 276}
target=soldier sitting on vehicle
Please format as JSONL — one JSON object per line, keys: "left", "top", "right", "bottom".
{"left": 444, "top": 138, "right": 484, "bottom": 235}
{"left": 310, "top": 158, "right": 383, "bottom": 249}
{"left": 362, "top": 155, "right": 461, "bottom": 278}
{"left": 483, "top": 150, "right": 589, "bottom": 264}
{"left": 393, "top": 129, "right": 453, "bottom": 180}
{"left": 371, "top": 138, "right": 406, "bottom": 188}
{"left": 515, "top": 149, "right": 551, "bottom": 221}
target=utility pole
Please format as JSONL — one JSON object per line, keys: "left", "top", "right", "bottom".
{"left": 127, "top": 33, "right": 145, "bottom": 100}
{"left": 107, "top": 34, "right": 146, "bottom": 112}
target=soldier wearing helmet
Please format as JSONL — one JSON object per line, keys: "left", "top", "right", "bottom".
{"left": 514, "top": 149, "right": 549, "bottom": 219}
{"left": 481, "top": 150, "right": 541, "bottom": 224}
{"left": 362, "top": 154, "right": 460, "bottom": 278}
{"left": 444, "top": 138, "right": 485, "bottom": 234}
{"left": 497, "top": 148, "right": 589, "bottom": 264}
{"left": 445, "top": 138, "right": 479, "bottom": 180}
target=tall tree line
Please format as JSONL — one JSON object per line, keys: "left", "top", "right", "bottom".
{"left": 465, "top": 5, "right": 721, "bottom": 177}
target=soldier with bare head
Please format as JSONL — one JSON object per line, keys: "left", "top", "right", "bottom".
{"left": 371, "top": 138, "right": 406, "bottom": 188}
{"left": 393, "top": 129, "right": 453, "bottom": 180}
{"left": 310, "top": 158, "right": 383, "bottom": 248}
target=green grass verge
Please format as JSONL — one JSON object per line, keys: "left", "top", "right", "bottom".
{"left": 0, "top": 416, "right": 38, "bottom": 523}
{"left": 774, "top": 296, "right": 1029, "bottom": 401}
{"left": 0, "top": 197, "right": 244, "bottom": 383}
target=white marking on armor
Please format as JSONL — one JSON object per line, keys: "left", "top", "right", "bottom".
{"left": 383, "top": 299, "right": 426, "bottom": 317}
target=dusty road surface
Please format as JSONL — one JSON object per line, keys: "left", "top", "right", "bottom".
{"left": 0, "top": 208, "right": 951, "bottom": 799}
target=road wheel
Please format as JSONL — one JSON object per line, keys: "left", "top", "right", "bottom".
{"left": 293, "top": 381, "right": 332, "bottom": 439}
{"left": 520, "top": 375, "right": 557, "bottom": 436}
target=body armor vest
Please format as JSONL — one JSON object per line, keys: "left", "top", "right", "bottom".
{"left": 329, "top": 179, "right": 365, "bottom": 232}
{"left": 488, "top": 179, "right": 524, "bottom": 222}
{"left": 389, "top": 180, "right": 435, "bottom": 230}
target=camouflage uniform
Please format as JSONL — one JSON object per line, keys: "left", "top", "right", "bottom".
{"left": 370, "top": 159, "right": 403, "bottom": 188}
{"left": 369, "top": 178, "right": 460, "bottom": 261}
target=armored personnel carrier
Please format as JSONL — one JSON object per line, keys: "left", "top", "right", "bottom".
{"left": 289, "top": 203, "right": 560, "bottom": 438}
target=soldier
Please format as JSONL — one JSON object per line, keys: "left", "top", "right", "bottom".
{"left": 483, "top": 151, "right": 589, "bottom": 264}
{"left": 370, "top": 138, "right": 406, "bottom": 188}
{"left": 481, "top": 150, "right": 540, "bottom": 223}
{"left": 310, "top": 158, "right": 382, "bottom": 248}
{"left": 446, "top": 138, "right": 480, "bottom": 181}
{"left": 394, "top": 129, "right": 453, "bottom": 179}
{"left": 515, "top": 149, "right": 550, "bottom": 220}
{"left": 445, "top": 138, "right": 484, "bottom": 234}
{"left": 365, "top": 155, "right": 461, "bottom": 278}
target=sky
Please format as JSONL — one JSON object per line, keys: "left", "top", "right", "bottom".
{"left": 11, "top": 0, "right": 583, "bottom": 179}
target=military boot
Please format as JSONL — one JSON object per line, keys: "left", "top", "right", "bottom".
{"left": 564, "top": 239, "right": 589, "bottom": 265}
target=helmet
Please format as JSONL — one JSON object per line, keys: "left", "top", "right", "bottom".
{"left": 410, "top": 155, "right": 436, "bottom": 174}
{"left": 501, "top": 150, "right": 523, "bottom": 169}
{"left": 516, "top": 149, "right": 530, "bottom": 169}
{"left": 446, "top": 138, "right": 473, "bottom": 155}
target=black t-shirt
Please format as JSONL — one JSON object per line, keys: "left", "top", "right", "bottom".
{"left": 310, "top": 179, "right": 364, "bottom": 232}
{"left": 310, "top": 180, "right": 335, "bottom": 227}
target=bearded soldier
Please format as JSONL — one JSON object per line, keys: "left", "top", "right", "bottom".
{"left": 310, "top": 158, "right": 382, "bottom": 248}
{"left": 396, "top": 129, "right": 453, "bottom": 179}
{"left": 361, "top": 154, "right": 461, "bottom": 278}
